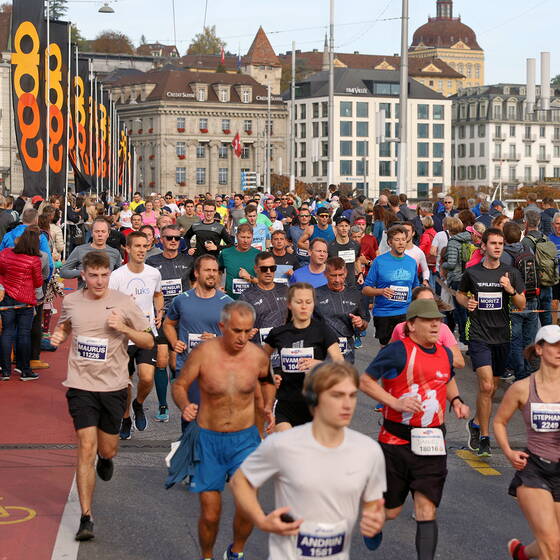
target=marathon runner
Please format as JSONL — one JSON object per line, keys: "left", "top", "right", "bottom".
{"left": 231, "top": 361, "right": 386, "bottom": 560}
{"left": 263, "top": 282, "right": 343, "bottom": 431}
{"left": 51, "top": 251, "right": 153, "bottom": 541}
{"left": 494, "top": 325, "right": 560, "bottom": 560}
{"left": 328, "top": 216, "right": 361, "bottom": 287}
{"left": 288, "top": 207, "right": 312, "bottom": 264}
{"left": 171, "top": 301, "right": 271, "bottom": 560}
{"left": 184, "top": 200, "right": 232, "bottom": 257}
{"left": 457, "top": 227, "right": 525, "bottom": 457}
{"left": 269, "top": 230, "right": 299, "bottom": 284}
{"left": 289, "top": 238, "right": 328, "bottom": 288}
{"left": 296, "top": 206, "right": 335, "bottom": 251}
{"left": 146, "top": 224, "right": 194, "bottom": 422}
{"left": 315, "top": 256, "right": 370, "bottom": 363}
{"left": 140, "top": 225, "right": 163, "bottom": 258}
{"left": 360, "top": 298, "right": 470, "bottom": 560}
{"left": 108, "top": 232, "right": 163, "bottom": 440}
{"left": 244, "top": 205, "right": 271, "bottom": 252}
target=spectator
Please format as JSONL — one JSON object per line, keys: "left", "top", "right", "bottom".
{"left": 489, "top": 200, "right": 505, "bottom": 219}
{"left": 465, "top": 223, "right": 486, "bottom": 268}
{"left": 371, "top": 205, "right": 386, "bottom": 244}
{"left": 471, "top": 193, "right": 488, "bottom": 217}
{"left": 492, "top": 214, "right": 509, "bottom": 230}
{"left": 475, "top": 200, "right": 493, "bottom": 229}
{"left": 140, "top": 200, "right": 158, "bottom": 227}
{"left": 540, "top": 197, "right": 557, "bottom": 236}
{"left": 40, "top": 206, "right": 64, "bottom": 262}
{"left": 524, "top": 192, "right": 542, "bottom": 216}
{"left": 457, "top": 197, "right": 469, "bottom": 211}
{"left": 419, "top": 215, "right": 437, "bottom": 289}
{"left": 512, "top": 206, "right": 526, "bottom": 227}
{"left": 0, "top": 195, "right": 16, "bottom": 241}
{"left": 457, "top": 209, "right": 476, "bottom": 229}
{"left": 398, "top": 193, "right": 416, "bottom": 220}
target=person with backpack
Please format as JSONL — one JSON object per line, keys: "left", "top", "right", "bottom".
{"left": 501, "top": 222, "right": 540, "bottom": 381}
{"left": 419, "top": 215, "right": 437, "bottom": 290}
{"left": 522, "top": 210, "right": 560, "bottom": 327}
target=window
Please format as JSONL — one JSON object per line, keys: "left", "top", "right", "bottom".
{"left": 357, "top": 102, "right": 368, "bottom": 118}
{"left": 300, "top": 105, "right": 306, "bottom": 119}
{"left": 433, "top": 143, "right": 444, "bottom": 158}
{"left": 510, "top": 125, "right": 516, "bottom": 137}
{"left": 356, "top": 159, "right": 366, "bottom": 176}
{"left": 525, "top": 125, "right": 532, "bottom": 139}
{"left": 266, "top": 120, "right": 273, "bottom": 136}
{"left": 373, "top": 82, "right": 400, "bottom": 95}
{"left": 508, "top": 106, "right": 516, "bottom": 120}
{"left": 468, "top": 166, "right": 476, "bottom": 180}
{"left": 539, "top": 145, "right": 547, "bottom": 160}
{"left": 478, "top": 124, "right": 486, "bottom": 137}
{"left": 385, "top": 122, "right": 392, "bottom": 138}
{"left": 433, "top": 105, "right": 444, "bottom": 120}
{"left": 219, "top": 144, "right": 228, "bottom": 159}
{"left": 176, "top": 167, "right": 186, "bottom": 184}
{"left": 433, "top": 124, "right": 444, "bottom": 139}
{"left": 321, "top": 141, "right": 328, "bottom": 157}
{"left": 177, "top": 117, "right": 185, "bottom": 130}
{"left": 199, "top": 118, "right": 208, "bottom": 130}
{"left": 340, "top": 141, "right": 352, "bottom": 156}
{"left": 241, "top": 90, "right": 250, "bottom": 103}
{"left": 379, "top": 103, "right": 391, "bottom": 118}
{"left": 509, "top": 165, "right": 517, "bottom": 181}
{"left": 438, "top": 80, "right": 443, "bottom": 91}
{"left": 219, "top": 89, "right": 228, "bottom": 102}
{"left": 241, "top": 145, "right": 250, "bottom": 159}
{"left": 494, "top": 165, "right": 501, "bottom": 179}
{"left": 417, "top": 142, "right": 429, "bottom": 158}
{"left": 525, "top": 144, "right": 532, "bottom": 157}
{"left": 196, "top": 167, "right": 206, "bottom": 184}
{"left": 418, "top": 124, "right": 429, "bottom": 138}
{"left": 243, "top": 119, "right": 252, "bottom": 132}
{"left": 356, "top": 122, "right": 368, "bottom": 137}
{"left": 554, "top": 167, "right": 560, "bottom": 178}
{"left": 322, "top": 102, "right": 328, "bottom": 117}
{"left": 525, "top": 166, "right": 532, "bottom": 181}
{"left": 493, "top": 105, "right": 502, "bottom": 120}
{"left": 554, "top": 145, "right": 560, "bottom": 158}
{"left": 469, "top": 143, "right": 475, "bottom": 157}
{"left": 417, "top": 183, "right": 429, "bottom": 198}
{"left": 509, "top": 144, "right": 517, "bottom": 159}
{"left": 417, "top": 104, "right": 429, "bottom": 119}
{"left": 300, "top": 142, "right": 306, "bottom": 158}
{"left": 475, "top": 64, "right": 480, "bottom": 79}
{"left": 555, "top": 127, "right": 560, "bottom": 140}
{"left": 312, "top": 103, "right": 319, "bottom": 118}
{"left": 433, "top": 161, "right": 443, "bottom": 177}
{"left": 340, "top": 160, "right": 352, "bottom": 175}
{"left": 340, "top": 101, "right": 352, "bottom": 117}
{"left": 313, "top": 161, "right": 319, "bottom": 176}
{"left": 322, "top": 160, "right": 328, "bottom": 175}
{"left": 458, "top": 144, "right": 466, "bottom": 158}
{"left": 312, "top": 122, "right": 319, "bottom": 137}
{"left": 340, "top": 121, "right": 352, "bottom": 136}
{"left": 379, "top": 142, "right": 391, "bottom": 157}
{"left": 300, "top": 123, "right": 306, "bottom": 139}
{"left": 540, "top": 126, "right": 546, "bottom": 138}
{"left": 458, "top": 126, "right": 466, "bottom": 139}
{"left": 321, "top": 122, "right": 328, "bottom": 137}
{"left": 196, "top": 88, "right": 206, "bottom": 102}
{"left": 470, "top": 125, "right": 475, "bottom": 138}
{"left": 466, "top": 64, "right": 472, "bottom": 78}
{"left": 356, "top": 141, "right": 369, "bottom": 157}
{"left": 196, "top": 144, "right": 206, "bottom": 158}
{"left": 221, "top": 119, "right": 230, "bottom": 131}
{"left": 539, "top": 166, "right": 546, "bottom": 181}
{"left": 478, "top": 165, "right": 486, "bottom": 180}
{"left": 176, "top": 141, "right": 186, "bottom": 157}
{"left": 495, "top": 144, "right": 502, "bottom": 158}
{"left": 300, "top": 161, "right": 306, "bottom": 176}
{"left": 458, "top": 166, "right": 466, "bottom": 180}
{"left": 417, "top": 161, "right": 429, "bottom": 177}
{"left": 379, "top": 161, "right": 391, "bottom": 176}
{"left": 218, "top": 168, "right": 228, "bottom": 185}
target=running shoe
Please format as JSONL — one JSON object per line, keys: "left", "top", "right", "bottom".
{"left": 155, "top": 405, "right": 169, "bottom": 422}
{"left": 500, "top": 370, "right": 515, "bottom": 383}
{"left": 132, "top": 399, "right": 148, "bottom": 431}
{"left": 466, "top": 419, "right": 480, "bottom": 451}
{"left": 20, "top": 372, "right": 39, "bottom": 381}
{"left": 1, "top": 372, "right": 10, "bottom": 381}
{"left": 96, "top": 455, "right": 114, "bottom": 481}
{"left": 363, "top": 532, "right": 383, "bottom": 551}
{"left": 119, "top": 417, "right": 133, "bottom": 440}
{"left": 223, "top": 544, "right": 244, "bottom": 559}
{"left": 477, "top": 437, "right": 492, "bottom": 457}
{"left": 354, "top": 337, "right": 362, "bottom": 349}
{"left": 508, "top": 539, "right": 527, "bottom": 559}
{"left": 75, "top": 515, "right": 94, "bottom": 541}
{"left": 41, "top": 339, "right": 58, "bottom": 352}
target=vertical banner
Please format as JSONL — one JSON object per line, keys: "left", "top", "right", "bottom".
{"left": 76, "top": 57, "right": 92, "bottom": 186}
{"left": 11, "top": 0, "right": 46, "bottom": 196}
{"left": 100, "top": 88, "right": 110, "bottom": 193}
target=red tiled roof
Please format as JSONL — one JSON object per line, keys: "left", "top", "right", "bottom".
{"left": 181, "top": 53, "right": 239, "bottom": 71}
{"left": 136, "top": 43, "right": 179, "bottom": 57}
{"left": 244, "top": 26, "right": 280, "bottom": 67}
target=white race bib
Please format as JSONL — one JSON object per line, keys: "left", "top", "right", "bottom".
{"left": 389, "top": 285, "right": 409, "bottom": 302}
{"left": 161, "top": 278, "right": 182, "bottom": 298}
{"left": 411, "top": 428, "right": 446, "bottom": 456}
{"left": 76, "top": 336, "right": 108, "bottom": 361}
{"left": 338, "top": 250, "right": 356, "bottom": 264}
{"left": 478, "top": 291, "right": 502, "bottom": 310}
{"left": 296, "top": 520, "right": 347, "bottom": 559}
{"left": 259, "top": 327, "right": 272, "bottom": 345}
{"left": 296, "top": 247, "right": 309, "bottom": 258}
{"left": 232, "top": 278, "right": 251, "bottom": 295}
{"left": 338, "top": 337, "right": 349, "bottom": 354}
{"left": 530, "top": 402, "right": 560, "bottom": 432}
{"left": 280, "top": 347, "right": 314, "bottom": 373}
{"left": 187, "top": 333, "right": 204, "bottom": 351}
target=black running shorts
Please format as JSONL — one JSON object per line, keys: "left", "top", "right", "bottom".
{"left": 127, "top": 344, "right": 156, "bottom": 376}
{"left": 380, "top": 442, "right": 448, "bottom": 509}
{"left": 373, "top": 314, "right": 406, "bottom": 346}
{"left": 508, "top": 452, "right": 560, "bottom": 502}
{"left": 66, "top": 388, "right": 128, "bottom": 435}
{"left": 274, "top": 400, "right": 312, "bottom": 427}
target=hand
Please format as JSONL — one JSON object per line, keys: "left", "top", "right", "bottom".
{"left": 298, "top": 358, "right": 321, "bottom": 372}
{"left": 155, "top": 311, "right": 163, "bottom": 328}
{"left": 187, "top": 247, "right": 196, "bottom": 256}
{"left": 500, "top": 272, "right": 514, "bottom": 294}
{"left": 238, "top": 267, "right": 251, "bottom": 281}
{"left": 257, "top": 507, "right": 303, "bottom": 536}
{"left": 285, "top": 268, "right": 294, "bottom": 277}
{"left": 174, "top": 340, "right": 187, "bottom": 353}
{"left": 360, "top": 501, "right": 385, "bottom": 537}
{"left": 467, "top": 297, "right": 478, "bottom": 312}
{"left": 264, "top": 408, "right": 276, "bottom": 434}
{"left": 106, "top": 310, "right": 127, "bottom": 333}
{"left": 394, "top": 396, "right": 423, "bottom": 414}
{"left": 382, "top": 287, "right": 395, "bottom": 299}
{"left": 249, "top": 327, "right": 259, "bottom": 339}
{"left": 453, "top": 401, "right": 470, "bottom": 419}
{"left": 507, "top": 449, "right": 529, "bottom": 470}
{"left": 204, "top": 241, "right": 218, "bottom": 252}
{"left": 349, "top": 313, "right": 363, "bottom": 329}
{"left": 182, "top": 403, "right": 198, "bottom": 422}
{"left": 357, "top": 274, "right": 364, "bottom": 286}
{"left": 50, "top": 328, "right": 66, "bottom": 347}
{"left": 273, "top": 374, "right": 282, "bottom": 389}
{"left": 304, "top": 225, "right": 314, "bottom": 237}
{"left": 200, "top": 332, "right": 216, "bottom": 340}
{"left": 422, "top": 279, "right": 430, "bottom": 287}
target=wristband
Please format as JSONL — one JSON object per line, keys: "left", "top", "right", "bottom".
{"left": 449, "top": 395, "right": 464, "bottom": 411}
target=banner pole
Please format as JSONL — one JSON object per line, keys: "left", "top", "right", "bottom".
{"left": 46, "top": 0, "right": 51, "bottom": 200}
{"left": 62, "top": 23, "right": 71, "bottom": 260}
{"left": 88, "top": 58, "right": 93, "bottom": 195}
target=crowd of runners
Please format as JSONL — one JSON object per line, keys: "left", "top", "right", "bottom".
{"left": 5, "top": 187, "right": 558, "bottom": 560}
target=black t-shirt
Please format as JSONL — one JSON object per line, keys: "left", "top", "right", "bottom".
{"left": 328, "top": 239, "right": 360, "bottom": 287}
{"left": 184, "top": 221, "right": 232, "bottom": 257}
{"left": 264, "top": 318, "right": 339, "bottom": 402}
{"left": 146, "top": 252, "right": 194, "bottom": 310}
{"left": 239, "top": 284, "right": 288, "bottom": 342}
{"left": 458, "top": 262, "right": 525, "bottom": 344}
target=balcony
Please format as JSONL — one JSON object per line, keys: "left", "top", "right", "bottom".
{"left": 537, "top": 154, "right": 551, "bottom": 162}
{"left": 553, "top": 137, "right": 560, "bottom": 144}
{"left": 492, "top": 154, "right": 504, "bottom": 160}
{"left": 492, "top": 133, "right": 505, "bottom": 141}
{"left": 522, "top": 135, "right": 536, "bottom": 142}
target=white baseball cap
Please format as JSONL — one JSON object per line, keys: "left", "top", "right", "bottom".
{"left": 535, "top": 325, "right": 560, "bottom": 344}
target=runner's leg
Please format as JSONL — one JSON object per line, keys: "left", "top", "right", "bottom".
{"left": 136, "top": 362, "right": 155, "bottom": 404}
{"left": 199, "top": 491, "right": 222, "bottom": 558}
{"left": 97, "top": 429, "right": 119, "bottom": 460}
{"left": 414, "top": 492, "right": 438, "bottom": 560}
{"left": 231, "top": 507, "right": 253, "bottom": 554}
{"left": 154, "top": 344, "right": 169, "bottom": 407}
{"left": 76, "top": 426, "right": 98, "bottom": 516}
{"left": 475, "top": 365, "right": 496, "bottom": 437}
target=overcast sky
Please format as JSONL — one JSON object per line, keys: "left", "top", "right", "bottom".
{"left": 67, "top": 0, "right": 560, "bottom": 84}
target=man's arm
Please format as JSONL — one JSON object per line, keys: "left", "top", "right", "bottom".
{"left": 360, "top": 499, "right": 385, "bottom": 538}
{"left": 297, "top": 226, "right": 313, "bottom": 249}
{"left": 108, "top": 310, "right": 154, "bottom": 349}
{"left": 163, "top": 316, "right": 186, "bottom": 353}
{"left": 153, "top": 291, "right": 164, "bottom": 327}
{"left": 359, "top": 374, "right": 422, "bottom": 415}
{"left": 51, "top": 319, "right": 72, "bottom": 347}
{"left": 171, "top": 347, "right": 202, "bottom": 420}
{"left": 60, "top": 246, "right": 83, "bottom": 279}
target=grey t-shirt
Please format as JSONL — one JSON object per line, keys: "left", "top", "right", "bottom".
{"left": 60, "top": 244, "right": 122, "bottom": 288}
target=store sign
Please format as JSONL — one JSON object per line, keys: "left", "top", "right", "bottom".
{"left": 166, "top": 92, "right": 195, "bottom": 98}
{"left": 345, "top": 87, "right": 368, "bottom": 95}
{"left": 256, "top": 95, "right": 283, "bottom": 102}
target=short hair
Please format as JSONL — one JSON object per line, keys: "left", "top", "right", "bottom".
{"left": 126, "top": 231, "right": 148, "bottom": 247}
{"left": 492, "top": 214, "right": 509, "bottom": 228}
{"left": 418, "top": 201, "right": 433, "bottom": 214}
{"left": 398, "top": 193, "right": 408, "bottom": 203}
{"left": 350, "top": 225, "right": 362, "bottom": 235}
{"left": 203, "top": 200, "right": 216, "bottom": 209}
{"left": 446, "top": 217, "right": 463, "bottom": 235}
{"left": 388, "top": 194, "right": 399, "bottom": 207}
{"left": 271, "top": 229, "right": 286, "bottom": 239}
{"left": 309, "top": 237, "right": 328, "bottom": 251}
{"left": 184, "top": 199, "right": 194, "bottom": 205}
{"left": 326, "top": 256, "right": 346, "bottom": 271}
{"left": 525, "top": 210, "right": 541, "bottom": 229}
{"left": 527, "top": 192, "right": 538, "bottom": 202}
{"left": 387, "top": 225, "right": 407, "bottom": 242}
{"left": 244, "top": 204, "right": 258, "bottom": 216}
{"left": 303, "top": 362, "right": 359, "bottom": 408}
{"left": 140, "top": 224, "right": 155, "bottom": 236}
{"left": 21, "top": 208, "right": 38, "bottom": 225}
{"left": 131, "top": 213, "right": 143, "bottom": 221}
{"left": 220, "top": 300, "right": 256, "bottom": 324}
{"left": 542, "top": 197, "right": 555, "bottom": 206}
{"left": 481, "top": 227, "right": 504, "bottom": 245}
{"left": 237, "top": 223, "right": 253, "bottom": 236}
{"left": 553, "top": 211, "right": 560, "bottom": 223}
{"left": 457, "top": 209, "right": 475, "bottom": 228}
{"left": 134, "top": 191, "right": 141, "bottom": 197}
{"left": 255, "top": 251, "right": 275, "bottom": 266}
{"left": 479, "top": 200, "right": 491, "bottom": 213}
{"left": 421, "top": 215, "right": 434, "bottom": 228}
{"left": 83, "top": 250, "right": 110, "bottom": 271}
{"left": 194, "top": 254, "right": 218, "bottom": 272}
{"left": 160, "top": 224, "right": 181, "bottom": 236}
{"left": 503, "top": 221, "right": 522, "bottom": 244}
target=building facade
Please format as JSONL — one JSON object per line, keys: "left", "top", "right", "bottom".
{"left": 292, "top": 68, "right": 452, "bottom": 200}
{"left": 110, "top": 68, "right": 287, "bottom": 196}
{"left": 452, "top": 81, "right": 560, "bottom": 190}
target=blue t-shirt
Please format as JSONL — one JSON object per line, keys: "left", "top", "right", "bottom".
{"left": 289, "top": 265, "right": 327, "bottom": 288}
{"left": 549, "top": 234, "right": 560, "bottom": 272}
{"left": 310, "top": 224, "right": 335, "bottom": 244}
{"left": 166, "top": 289, "right": 233, "bottom": 371}
{"left": 364, "top": 251, "right": 419, "bottom": 317}
{"left": 251, "top": 223, "right": 270, "bottom": 251}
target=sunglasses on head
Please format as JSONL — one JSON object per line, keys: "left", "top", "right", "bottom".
{"left": 164, "top": 235, "right": 181, "bottom": 241}
{"left": 259, "top": 265, "right": 277, "bottom": 272}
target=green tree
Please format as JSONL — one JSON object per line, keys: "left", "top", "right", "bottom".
{"left": 48, "top": 0, "right": 68, "bottom": 20}
{"left": 139, "top": 34, "right": 147, "bottom": 45}
{"left": 71, "top": 24, "right": 91, "bottom": 52}
{"left": 92, "top": 30, "right": 134, "bottom": 54}
{"left": 552, "top": 74, "right": 560, "bottom": 87}
{"left": 187, "top": 25, "right": 225, "bottom": 55}
{"left": 280, "top": 59, "right": 312, "bottom": 93}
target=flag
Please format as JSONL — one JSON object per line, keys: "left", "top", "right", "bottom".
{"left": 220, "top": 46, "right": 225, "bottom": 65}
{"left": 232, "top": 132, "right": 242, "bottom": 158}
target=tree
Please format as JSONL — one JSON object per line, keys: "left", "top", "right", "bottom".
{"left": 280, "top": 58, "right": 312, "bottom": 94}
{"left": 92, "top": 30, "right": 134, "bottom": 55}
{"left": 0, "top": 3, "right": 12, "bottom": 14}
{"left": 187, "top": 25, "right": 225, "bottom": 55}
{"left": 139, "top": 34, "right": 147, "bottom": 45}
{"left": 552, "top": 74, "right": 560, "bottom": 87}
{"left": 71, "top": 24, "right": 91, "bottom": 52}
{"left": 48, "top": 0, "right": 68, "bottom": 20}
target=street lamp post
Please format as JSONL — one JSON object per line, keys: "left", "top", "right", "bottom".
{"left": 327, "top": 0, "right": 334, "bottom": 187}
{"left": 396, "top": 0, "right": 409, "bottom": 196}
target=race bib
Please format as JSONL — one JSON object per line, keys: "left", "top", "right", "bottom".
{"left": 411, "top": 428, "right": 446, "bottom": 456}
{"left": 338, "top": 337, "right": 349, "bottom": 354}
{"left": 232, "top": 278, "right": 251, "bottom": 295}
{"left": 275, "top": 264, "right": 293, "bottom": 284}
{"left": 296, "top": 247, "right": 309, "bottom": 258}
{"left": 161, "top": 278, "right": 182, "bottom": 298}
{"left": 296, "top": 520, "right": 347, "bottom": 559}
{"left": 76, "top": 336, "right": 108, "bottom": 361}
{"left": 530, "top": 402, "right": 560, "bottom": 432}
{"left": 478, "top": 291, "right": 502, "bottom": 310}
{"left": 338, "top": 250, "right": 356, "bottom": 264}
{"left": 280, "top": 347, "right": 314, "bottom": 373}
{"left": 187, "top": 333, "right": 204, "bottom": 351}
{"left": 251, "top": 243, "right": 265, "bottom": 252}
{"left": 389, "top": 285, "right": 409, "bottom": 302}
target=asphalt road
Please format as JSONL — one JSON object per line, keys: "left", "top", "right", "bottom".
{"left": 76, "top": 328, "right": 532, "bottom": 560}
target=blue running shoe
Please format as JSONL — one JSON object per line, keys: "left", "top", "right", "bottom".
{"left": 364, "top": 531, "right": 383, "bottom": 551}
{"left": 119, "top": 417, "right": 132, "bottom": 440}
{"left": 132, "top": 399, "right": 148, "bottom": 431}
{"left": 223, "top": 544, "right": 244, "bottom": 559}
{"left": 155, "top": 405, "right": 169, "bottom": 422}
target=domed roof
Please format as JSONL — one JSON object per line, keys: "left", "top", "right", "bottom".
{"left": 412, "top": 17, "right": 482, "bottom": 51}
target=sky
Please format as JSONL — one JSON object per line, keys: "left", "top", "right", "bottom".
{"left": 65, "top": 0, "right": 560, "bottom": 84}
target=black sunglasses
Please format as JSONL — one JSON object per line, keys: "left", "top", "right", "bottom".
{"left": 259, "top": 265, "right": 277, "bottom": 272}
{"left": 164, "top": 235, "right": 181, "bottom": 241}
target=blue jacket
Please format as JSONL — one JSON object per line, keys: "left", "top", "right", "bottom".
{"left": 165, "top": 421, "right": 201, "bottom": 489}
{"left": 0, "top": 224, "right": 54, "bottom": 278}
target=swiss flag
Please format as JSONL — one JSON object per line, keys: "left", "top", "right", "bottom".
{"left": 232, "top": 132, "right": 242, "bottom": 158}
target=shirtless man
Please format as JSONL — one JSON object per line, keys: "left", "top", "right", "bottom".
{"left": 172, "top": 301, "right": 274, "bottom": 560}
